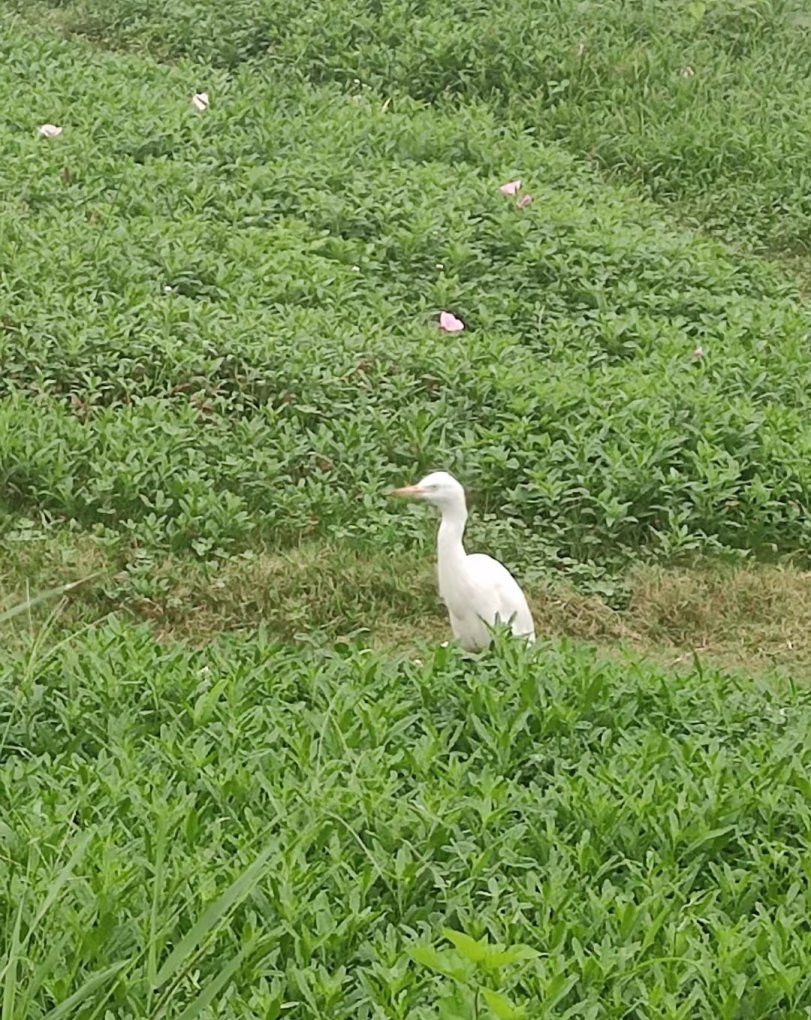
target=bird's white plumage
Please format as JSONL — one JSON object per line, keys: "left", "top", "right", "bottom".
{"left": 392, "top": 470, "right": 535, "bottom": 651}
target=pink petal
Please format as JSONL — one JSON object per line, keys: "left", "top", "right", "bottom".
{"left": 516, "top": 194, "right": 533, "bottom": 209}
{"left": 439, "top": 311, "right": 464, "bottom": 332}
{"left": 499, "top": 179, "right": 521, "bottom": 196}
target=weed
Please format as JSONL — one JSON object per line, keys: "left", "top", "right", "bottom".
{"left": 1, "top": 15, "right": 811, "bottom": 571}
{"left": 2, "top": 627, "right": 811, "bottom": 1016}
{"left": 410, "top": 928, "right": 538, "bottom": 1018}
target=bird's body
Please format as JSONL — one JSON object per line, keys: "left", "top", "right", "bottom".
{"left": 392, "top": 471, "right": 535, "bottom": 651}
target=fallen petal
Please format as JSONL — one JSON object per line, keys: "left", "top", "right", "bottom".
{"left": 692, "top": 346, "right": 704, "bottom": 362}
{"left": 499, "top": 179, "right": 522, "bottom": 196}
{"left": 38, "top": 124, "right": 63, "bottom": 138}
{"left": 439, "top": 311, "right": 464, "bottom": 332}
{"left": 516, "top": 194, "right": 533, "bottom": 209}
{"left": 680, "top": 66, "right": 695, "bottom": 78}
{"left": 191, "top": 92, "right": 210, "bottom": 112}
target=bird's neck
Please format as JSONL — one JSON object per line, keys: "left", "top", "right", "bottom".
{"left": 437, "top": 501, "right": 468, "bottom": 580}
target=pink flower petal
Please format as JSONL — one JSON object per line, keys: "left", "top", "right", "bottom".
{"left": 516, "top": 194, "right": 533, "bottom": 209}
{"left": 499, "top": 179, "right": 521, "bottom": 196}
{"left": 439, "top": 311, "right": 464, "bottom": 332}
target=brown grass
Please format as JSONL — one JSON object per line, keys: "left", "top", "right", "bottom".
{"left": 623, "top": 563, "right": 811, "bottom": 676}
{"left": 2, "top": 535, "right": 811, "bottom": 678}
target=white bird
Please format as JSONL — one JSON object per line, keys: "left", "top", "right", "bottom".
{"left": 391, "top": 471, "right": 535, "bottom": 651}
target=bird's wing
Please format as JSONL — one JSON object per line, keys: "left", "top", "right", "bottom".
{"left": 464, "top": 553, "right": 535, "bottom": 638}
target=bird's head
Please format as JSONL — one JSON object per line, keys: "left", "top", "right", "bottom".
{"left": 390, "top": 470, "right": 466, "bottom": 511}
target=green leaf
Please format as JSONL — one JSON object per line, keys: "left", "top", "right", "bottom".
{"left": 409, "top": 946, "right": 456, "bottom": 978}
{"left": 482, "top": 987, "right": 525, "bottom": 1019}
{"left": 443, "top": 929, "right": 488, "bottom": 963}
{"left": 543, "top": 971, "right": 578, "bottom": 1008}
{"left": 437, "top": 989, "right": 475, "bottom": 1020}
{"left": 485, "top": 945, "right": 541, "bottom": 969}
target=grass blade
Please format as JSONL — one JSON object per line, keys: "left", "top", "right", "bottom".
{"left": 15, "top": 935, "right": 67, "bottom": 1020}
{"left": 174, "top": 941, "right": 253, "bottom": 1020}
{"left": 147, "top": 813, "right": 168, "bottom": 997}
{"left": 29, "top": 831, "right": 93, "bottom": 938}
{"left": 154, "top": 841, "right": 274, "bottom": 989}
{"left": 40, "top": 962, "right": 127, "bottom": 1020}
{"left": 0, "top": 576, "right": 99, "bottom": 627}
{"left": 1, "top": 894, "right": 25, "bottom": 1020}
{"left": 0, "top": 832, "right": 92, "bottom": 990}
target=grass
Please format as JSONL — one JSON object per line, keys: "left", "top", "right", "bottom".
{"left": 4, "top": 0, "right": 811, "bottom": 1014}
{"left": 5, "top": 533, "right": 811, "bottom": 680}
{"left": 18, "top": 0, "right": 811, "bottom": 256}
{"left": 2, "top": 13, "right": 811, "bottom": 574}
{"left": 2, "top": 625, "right": 811, "bottom": 1017}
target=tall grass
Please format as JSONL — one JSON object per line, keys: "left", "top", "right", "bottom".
{"left": 2, "top": 626, "right": 811, "bottom": 1016}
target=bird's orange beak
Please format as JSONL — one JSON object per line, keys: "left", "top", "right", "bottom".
{"left": 390, "top": 485, "right": 425, "bottom": 498}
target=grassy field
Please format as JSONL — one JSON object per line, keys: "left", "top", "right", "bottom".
{"left": 3, "top": 0, "right": 811, "bottom": 1015}
{"left": 4, "top": 627, "right": 811, "bottom": 1018}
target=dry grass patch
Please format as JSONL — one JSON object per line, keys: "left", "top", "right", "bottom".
{"left": 2, "top": 537, "right": 811, "bottom": 678}
{"left": 624, "top": 562, "right": 811, "bottom": 676}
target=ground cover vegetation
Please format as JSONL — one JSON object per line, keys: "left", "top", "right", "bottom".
{"left": 2, "top": 0, "right": 811, "bottom": 1015}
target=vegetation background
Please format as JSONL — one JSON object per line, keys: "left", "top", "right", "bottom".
{"left": 2, "top": 0, "right": 811, "bottom": 1016}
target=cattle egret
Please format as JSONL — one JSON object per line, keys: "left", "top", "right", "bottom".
{"left": 391, "top": 471, "right": 535, "bottom": 651}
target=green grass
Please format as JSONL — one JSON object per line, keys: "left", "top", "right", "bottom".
{"left": 2, "top": 625, "right": 811, "bottom": 1018}
{"left": 4, "top": 0, "right": 811, "bottom": 1014}
{"left": 2, "top": 14, "right": 811, "bottom": 579}
{"left": 19, "top": 0, "right": 811, "bottom": 254}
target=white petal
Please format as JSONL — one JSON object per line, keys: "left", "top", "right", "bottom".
{"left": 191, "top": 92, "right": 210, "bottom": 112}
{"left": 38, "top": 123, "right": 63, "bottom": 138}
